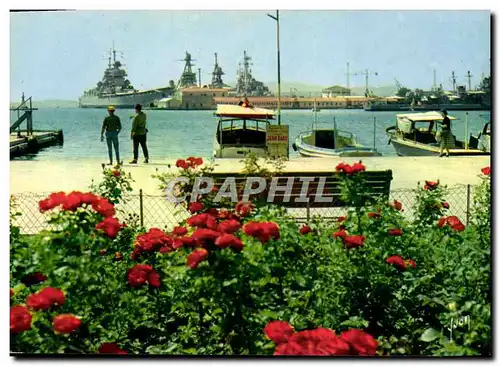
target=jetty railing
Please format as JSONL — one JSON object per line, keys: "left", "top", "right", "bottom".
{"left": 10, "top": 96, "right": 35, "bottom": 135}
{"left": 11, "top": 184, "right": 475, "bottom": 235}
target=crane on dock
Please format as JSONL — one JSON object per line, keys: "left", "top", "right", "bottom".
{"left": 353, "top": 69, "right": 379, "bottom": 97}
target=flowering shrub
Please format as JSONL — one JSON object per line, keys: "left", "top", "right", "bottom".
{"left": 9, "top": 163, "right": 491, "bottom": 356}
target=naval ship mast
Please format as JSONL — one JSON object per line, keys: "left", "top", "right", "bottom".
{"left": 177, "top": 52, "right": 198, "bottom": 89}
{"left": 235, "top": 51, "right": 271, "bottom": 97}
{"left": 210, "top": 53, "right": 226, "bottom": 88}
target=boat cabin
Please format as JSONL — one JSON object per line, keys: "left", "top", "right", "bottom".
{"left": 213, "top": 104, "right": 275, "bottom": 158}
{"left": 395, "top": 111, "right": 457, "bottom": 145}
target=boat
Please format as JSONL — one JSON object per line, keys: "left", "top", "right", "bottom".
{"left": 292, "top": 109, "right": 380, "bottom": 158}
{"left": 386, "top": 111, "right": 490, "bottom": 156}
{"left": 213, "top": 104, "right": 274, "bottom": 158}
{"left": 79, "top": 45, "right": 174, "bottom": 108}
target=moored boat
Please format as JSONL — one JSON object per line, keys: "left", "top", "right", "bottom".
{"left": 213, "top": 104, "right": 274, "bottom": 159}
{"left": 386, "top": 111, "right": 490, "bottom": 156}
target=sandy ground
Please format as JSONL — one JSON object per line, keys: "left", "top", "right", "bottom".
{"left": 10, "top": 156, "right": 489, "bottom": 234}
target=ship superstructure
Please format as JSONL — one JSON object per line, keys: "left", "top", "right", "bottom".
{"left": 177, "top": 52, "right": 198, "bottom": 88}
{"left": 235, "top": 51, "right": 272, "bottom": 97}
{"left": 210, "top": 53, "right": 227, "bottom": 88}
{"left": 79, "top": 45, "right": 173, "bottom": 108}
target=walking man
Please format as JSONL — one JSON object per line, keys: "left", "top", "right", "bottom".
{"left": 129, "top": 104, "right": 149, "bottom": 164}
{"left": 100, "top": 105, "right": 121, "bottom": 166}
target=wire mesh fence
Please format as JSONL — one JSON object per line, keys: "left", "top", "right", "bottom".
{"left": 11, "top": 184, "right": 475, "bottom": 235}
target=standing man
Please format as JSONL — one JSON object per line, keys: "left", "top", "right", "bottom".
{"left": 101, "top": 105, "right": 121, "bottom": 166}
{"left": 129, "top": 104, "right": 149, "bottom": 164}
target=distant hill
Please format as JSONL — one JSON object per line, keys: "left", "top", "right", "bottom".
{"left": 9, "top": 99, "right": 78, "bottom": 109}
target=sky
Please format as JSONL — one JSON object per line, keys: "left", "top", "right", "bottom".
{"left": 10, "top": 10, "right": 491, "bottom": 100}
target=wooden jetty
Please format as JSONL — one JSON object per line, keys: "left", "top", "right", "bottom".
{"left": 10, "top": 95, "right": 63, "bottom": 158}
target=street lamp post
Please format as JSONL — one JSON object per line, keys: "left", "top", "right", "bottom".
{"left": 267, "top": 10, "right": 281, "bottom": 125}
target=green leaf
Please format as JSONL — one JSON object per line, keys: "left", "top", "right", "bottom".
{"left": 421, "top": 328, "right": 441, "bottom": 342}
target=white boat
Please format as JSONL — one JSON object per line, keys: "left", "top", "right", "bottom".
{"left": 386, "top": 111, "right": 490, "bottom": 156}
{"left": 213, "top": 104, "right": 274, "bottom": 158}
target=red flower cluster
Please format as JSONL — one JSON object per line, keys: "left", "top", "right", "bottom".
{"left": 218, "top": 219, "right": 241, "bottom": 234}
{"left": 189, "top": 201, "right": 205, "bottom": 213}
{"left": 333, "top": 230, "right": 365, "bottom": 249}
{"left": 265, "top": 321, "right": 377, "bottom": 356}
{"left": 386, "top": 255, "right": 416, "bottom": 271}
{"left": 39, "top": 191, "right": 115, "bottom": 217}
{"left": 53, "top": 314, "right": 81, "bottom": 334}
{"left": 437, "top": 216, "right": 466, "bottom": 232}
{"left": 127, "top": 264, "right": 161, "bottom": 288}
{"left": 187, "top": 213, "right": 218, "bottom": 229}
{"left": 235, "top": 201, "right": 255, "bottom": 217}
{"left": 26, "top": 287, "right": 66, "bottom": 311}
{"left": 481, "top": 166, "right": 491, "bottom": 176}
{"left": 21, "top": 272, "right": 48, "bottom": 286}
{"left": 335, "top": 161, "right": 366, "bottom": 175}
{"left": 424, "top": 180, "right": 439, "bottom": 191}
{"left": 388, "top": 200, "right": 403, "bottom": 211}
{"left": 112, "top": 170, "right": 121, "bottom": 177}
{"left": 99, "top": 343, "right": 127, "bottom": 354}
{"left": 131, "top": 228, "right": 173, "bottom": 260}
{"left": 96, "top": 217, "right": 125, "bottom": 238}
{"left": 300, "top": 225, "right": 313, "bottom": 235}
{"left": 243, "top": 222, "right": 280, "bottom": 243}
{"left": 176, "top": 157, "right": 203, "bottom": 169}
{"left": 187, "top": 248, "right": 209, "bottom": 269}
{"left": 442, "top": 202, "right": 450, "bottom": 209}
{"left": 388, "top": 228, "right": 403, "bottom": 236}
{"left": 172, "top": 226, "right": 188, "bottom": 236}
{"left": 10, "top": 305, "right": 32, "bottom": 333}
{"left": 367, "top": 212, "right": 381, "bottom": 219}
{"left": 215, "top": 233, "right": 244, "bottom": 252}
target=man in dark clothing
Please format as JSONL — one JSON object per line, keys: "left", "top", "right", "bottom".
{"left": 439, "top": 110, "right": 453, "bottom": 157}
{"left": 129, "top": 104, "right": 149, "bottom": 164}
{"left": 101, "top": 105, "right": 121, "bottom": 166}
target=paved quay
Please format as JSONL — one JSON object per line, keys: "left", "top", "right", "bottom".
{"left": 10, "top": 156, "right": 490, "bottom": 195}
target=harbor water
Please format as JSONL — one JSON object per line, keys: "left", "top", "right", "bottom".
{"left": 9, "top": 108, "right": 490, "bottom": 162}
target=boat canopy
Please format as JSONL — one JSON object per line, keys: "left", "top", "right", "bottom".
{"left": 396, "top": 111, "right": 456, "bottom": 122}
{"left": 215, "top": 104, "right": 275, "bottom": 119}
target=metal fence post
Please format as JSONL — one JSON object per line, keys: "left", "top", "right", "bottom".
{"left": 466, "top": 184, "right": 471, "bottom": 226}
{"left": 139, "top": 189, "right": 144, "bottom": 227}
{"left": 306, "top": 199, "right": 310, "bottom": 224}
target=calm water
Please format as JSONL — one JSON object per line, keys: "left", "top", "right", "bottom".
{"left": 10, "top": 108, "right": 490, "bottom": 162}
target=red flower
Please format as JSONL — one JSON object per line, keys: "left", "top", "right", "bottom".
{"left": 127, "top": 264, "right": 160, "bottom": 288}
{"left": 438, "top": 216, "right": 466, "bottom": 231}
{"left": 172, "top": 226, "right": 188, "bottom": 237}
{"left": 264, "top": 320, "right": 295, "bottom": 345}
{"left": 424, "top": 180, "right": 439, "bottom": 191}
{"left": 218, "top": 219, "right": 241, "bottom": 234}
{"left": 39, "top": 192, "right": 67, "bottom": 212}
{"left": 53, "top": 314, "right": 81, "bottom": 334}
{"left": 343, "top": 235, "right": 365, "bottom": 249}
{"left": 112, "top": 170, "right": 121, "bottom": 177}
{"left": 275, "top": 328, "right": 350, "bottom": 356}
{"left": 135, "top": 228, "right": 173, "bottom": 254}
{"left": 243, "top": 221, "right": 280, "bottom": 243}
{"left": 187, "top": 248, "right": 209, "bottom": 269}
{"left": 300, "top": 225, "right": 313, "bottom": 235}
{"left": 332, "top": 229, "right": 347, "bottom": 239}
{"left": 437, "top": 217, "right": 446, "bottom": 228}
{"left": 386, "top": 255, "right": 406, "bottom": 271}
{"left": 186, "top": 213, "right": 210, "bottom": 228}
{"left": 351, "top": 161, "right": 366, "bottom": 174}
{"left": 481, "top": 166, "right": 491, "bottom": 176}
{"left": 191, "top": 228, "right": 220, "bottom": 248}
{"left": 61, "top": 191, "right": 84, "bottom": 211}
{"left": 80, "top": 192, "right": 99, "bottom": 205}
{"left": 92, "top": 198, "right": 115, "bottom": 218}
{"left": 96, "top": 217, "right": 124, "bottom": 239}
{"left": 189, "top": 201, "right": 205, "bottom": 213}
{"left": 405, "top": 259, "right": 417, "bottom": 269}
{"left": 26, "top": 287, "right": 65, "bottom": 311}
{"left": 388, "top": 228, "right": 403, "bottom": 236}
{"left": 389, "top": 200, "right": 403, "bottom": 211}
{"left": 10, "top": 306, "right": 32, "bottom": 333}
{"left": 337, "top": 216, "right": 346, "bottom": 223}
{"left": 340, "top": 329, "right": 378, "bottom": 355}
{"left": 215, "top": 233, "right": 243, "bottom": 252}
{"left": 235, "top": 201, "right": 255, "bottom": 217}
{"left": 175, "top": 159, "right": 189, "bottom": 169}
{"left": 367, "top": 212, "right": 381, "bottom": 219}
{"left": 98, "top": 342, "right": 127, "bottom": 354}
{"left": 335, "top": 161, "right": 365, "bottom": 175}
{"left": 21, "top": 272, "right": 48, "bottom": 286}
{"left": 442, "top": 202, "right": 450, "bottom": 209}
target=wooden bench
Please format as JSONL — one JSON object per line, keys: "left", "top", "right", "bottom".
{"left": 210, "top": 170, "right": 393, "bottom": 209}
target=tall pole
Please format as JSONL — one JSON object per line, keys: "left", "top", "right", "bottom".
{"left": 198, "top": 68, "right": 201, "bottom": 87}
{"left": 365, "top": 69, "right": 369, "bottom": 96}
{"left": 346, "top": 62, "right": 350, "bottom": 92}
{"left": 268, "top": 10, "right": 281, "bottom": 125}
{"left": 433, "top": 69, "right": 437, "bottom": 91}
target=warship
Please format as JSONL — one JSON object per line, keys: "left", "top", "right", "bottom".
{"left": 234, "top": 51, "right": 272, "bottom": 97}
{"left": 78, "top": 46, "right": 174, "bottom": 109}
